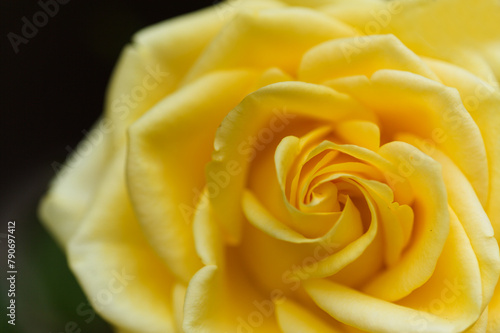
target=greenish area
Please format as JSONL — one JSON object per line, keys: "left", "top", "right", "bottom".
{"left": 1, "top": 208, "right": 112, "bottom": 333}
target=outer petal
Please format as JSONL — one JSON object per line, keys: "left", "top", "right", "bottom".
{"left": 67, "top": 148, "right": 177, "bottom": 333}
{"left": 104, "top": 1, "right": 287, "bottom": 142}
{"left": 105, "top": 6, "right": 231, "bottom": 144}
{"left": 183, "top": 7, "right": 357, "bottom": 83}
{"left": 127, "top": 69, "right": 260, "bottom": 282}
{"left": 423, "top": 58, "right": 500, "bottom": 238}
{"left": 39, "top": 120, "right": 113, "bottom": 248}
{"left": 325, "top": 0, "right": 500, "bottom": 83}
{"left": 398, "top": 134, "right": 500, "bottom": 313}
{"left": 299, "top": 34, "right": 439, "bottom": 84}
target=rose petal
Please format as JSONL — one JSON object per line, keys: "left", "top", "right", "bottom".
{"left": 127, "top": 69, "right": 260, "bottom": 281}
{"left": 275, "top": 299, "right": 345, "bottom": 333}
{"left": 243, "top": 189, "right": 363, "bottom": 247}
{"left": 327, "top": 70, "right": 489, "bottom": 203}
{"left": 39, "top": 120, "right": 113, "bottom": 248}
{"left": 424, "top": 58, "right": 500, "bottom": 238}
{"left": 67, "top": 148, "right": 177, "bottom": 333}
{"left": 184, "top": 7, "right": 356, "bottom": 83}
{"left": 488, "top": 286, "right": 500, "bottom": 332}
{"left": 335, "top": 120, "right": 380, "bottom": 151}
{"left": 361, "top": 142, "right": 449, "bottom": 301}
{"left": 241, "top": 181, "right": 381, "bottom": 293}
{"left": 398, "top": 133, "right": 500, "bottom": 313}
{"left": 172, "top": 283, "right": 187, "bottom": 332}
{"left": 305, "top": 279, "right": 452, "bottom": 333}
{"left": 105, "top": 6, "right": 235, "bottom": 143}
{"left": 299, "top": 34, "right": 439, "bottom": 84}
{"left": 395, "top": 209, "right": 483, "bottom": 331}
{"left": 193, "top": 187, "right": 225, "bottom": 268}
{"left": 183, "top": 264, "right": 280, "bottom": 332}
{"left": 325, "top": 0, "right": 500, "bottom": 83}
{"left": 306, "top": 211, "right": 482, "bottom": 332}
{"left": 254, "top": 67, "right": 295, "bottom": 89}
{"left": 207, "top": 81, "right": 375, "bottom": 244}
{"left": 464, "top": 309, "right": 488, "bottom": 333}
{"left": 275, "top": 132, "right": 346, "bottom": 237}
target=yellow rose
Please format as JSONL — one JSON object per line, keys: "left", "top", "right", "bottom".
{"left": 39, "top": 0, "right": 500, "bottom": 332}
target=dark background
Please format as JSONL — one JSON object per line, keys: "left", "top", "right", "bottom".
{"left": 1, "top": 1, "right": 215, "bottom": 332}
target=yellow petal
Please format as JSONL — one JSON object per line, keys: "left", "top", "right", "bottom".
{"left": 254, "top": 67, "right": 294, "bottom": 89}
{"left": 326, "top": 0, "right": 500, "bottom": 83}
{"left": 298, "top": 182, "right": 378, "bottom": 279}
{"left": 354, "top": 177, "right": 413, "bottom": 267}
{"left": 193, "top": 187, "right": 225, "bottom": 268}
{"left": 328, "top": 230, "right": 384, "bottom": 290}
{"left": 299, "top": 34, "right": 439, "bottom": 84}
{"left": 362, "top": 141, "right": 449, "bottom": 301}
{"left": 243, "top": 189, "right": 363, "bottom": 247}
{"left": 183, "top": 264, "right": 280, "bottom": 333}
{"left": 398, "top": 133, "right": 500, "bottom": 313}
{"left": 183, "top": 265, "right": 226, "bottom": 332}
{"left": 172, "top": 283, "right": 187, "bottom": 332}
{"left": 327, "top": 70, "right": 489, "bottom": 202}
{"left": 487, "top": 284, "right": 500, "bottom": 332}
{"left": 245, "top": 140, "right": 421, "bottom": 289}
{"left": 335, "top": 120, "right": 380, "bottom": 151}
{"left": 184, "top": 7, "right": 356, "bottom": 83}
{"left": 208, "top": 81, "right": 375, "bottom": 244}
{"left": 276, "top": 299, "right": 344, "bottom": 333}
{"left": 423, "top": 58, "right": 500, "bottom": 239}
{"left": 67, "top": 148, "right": 176, "bottom": 333}
{"left": 133, "top": 6, "right": 230, "bottom": 73}
{"left": 39, "top": 119, "right": 113, "bottom": 248}
{"left": 105, "top": 6, "right": 232, "bottom": 144}
{"left": 396, "top": 208, "right": 483, "bottom": 332}
{"left": 295, "top": 139, "right": 411, "bottom": 257}
{"left": 240, "top": 185, "right": 379, "bottom": 294}
{"left": 307, "top": 210, "right": 483, "bottom": 333}
{"left": 305, "top": 279, "right": 455, "bottom": 333}
{"left": 465, "top": 309, "right": 488, "bottom": 333}
{"left": 276, "top": 0, "right": 360, "bottom": 8}
{"left": 274, "top": 132, "right": 346, "bottom": 238}
{"left": 127, "top": 69, "right": 259, "bottom": 282}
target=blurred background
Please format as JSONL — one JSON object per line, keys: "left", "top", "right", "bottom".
{"left": 1, "top": 1, "right": 216, "bottom": 331}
